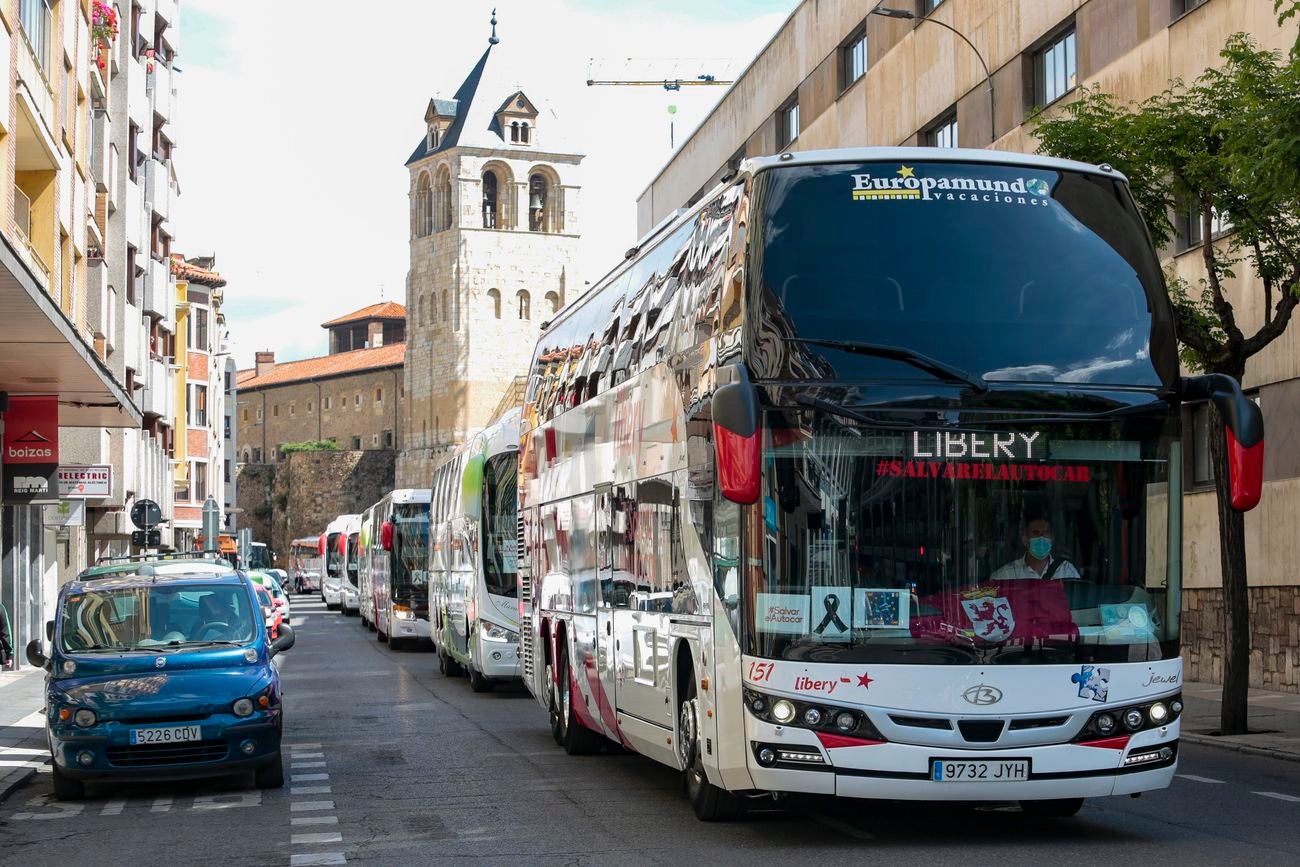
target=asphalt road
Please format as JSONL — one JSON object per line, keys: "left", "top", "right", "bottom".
{"left": 4, "top": 595, "right": 1300, "bottom": 866}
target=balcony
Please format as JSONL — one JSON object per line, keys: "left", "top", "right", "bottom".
{"left": 127, "top": 55, "right": 149, "bottom": 128}
{"left": 156, "top": 0, "right": 179, "bottom": 29}
{"left": 149, "top": 63, "right": 173, "bottom": 123}
{"left": 125, "top": 179, "right": 144, "bottom": 248}
{"left": 122, "top": 308, "right": 143, "bottom": 388}
{"left": 142, "top": 256, "right": 173, "bottom": 320}
{"left": 91, "top": 111, "right": 112, "bottom": 192}
{"left": 15, "top": 2, "right": 55, "bottom": 125}
{"left": 145, "top": 157, "right": 171, "bottom": 220}
{"left": 141, "top": 357, "right": 173, "bottom": 418}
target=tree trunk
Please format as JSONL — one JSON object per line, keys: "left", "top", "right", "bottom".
{"left": 1208, "top": 393, "right": 1251, "bottom": 735}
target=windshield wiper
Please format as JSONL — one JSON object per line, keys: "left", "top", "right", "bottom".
{"left": 166, "top": 640, "right": 243, "bottom": 648}
{"left": 783, "top": 338, "right": 988, "bottom": 394}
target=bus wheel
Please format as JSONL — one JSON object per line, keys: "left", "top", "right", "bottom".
{"left": 680, "top": 683, "right": 743, "bottom": 821}
{"left": 1020, "top": 798, "right": 1084, "bottom": 818}
{"left": 469, "top": 665, "right": 496, "bottom": 693}
{"left": 556, "top": 645, "right": 602, "bottom": 755}
{"left": 547, "top": 664, "right": 563, "bottom": 745}
{"left": 390, "top": 637, "right": 407, "bottom": 652}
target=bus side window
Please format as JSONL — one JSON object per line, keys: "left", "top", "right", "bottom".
{"left": 570, "top": 495, "right": 597, "bottom": 614}
{"left": 634, "top": 477, "right": 674, "bottom": 612}
{"left": 604, "top": 486, "right": 636, "bottom": 609}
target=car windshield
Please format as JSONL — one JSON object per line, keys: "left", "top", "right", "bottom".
{"left": 60, "top": 583, "right": 258, "bottom": 652}
{"left": 754, "top": 161, "right": 1175, "bottom": 387}
{"left": 743, "top": 408, "right": 1178, "bottom": 666}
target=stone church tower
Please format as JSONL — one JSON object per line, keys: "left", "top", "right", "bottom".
{"left": 396, "top": 18, "right": 583, "bottom": 488}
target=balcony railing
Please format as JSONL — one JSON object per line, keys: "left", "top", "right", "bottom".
{"left": 19, "top": 0, "right": 52, "bottom": 74}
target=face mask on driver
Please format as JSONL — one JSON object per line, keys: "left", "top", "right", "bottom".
{"left": 1028, "top": 536, "right": 1053, "bottom": 560}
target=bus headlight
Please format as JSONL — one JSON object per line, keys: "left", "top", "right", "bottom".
{"left": 802, "top": 707, "right": 823, "bottom": 726}
{"left": 1122, "top": 708, "right": 1144, "bottom": 731}
{"left": 393, "top": 605, "right": 415, "bottom": 621}
{"left": 480, "top": 620, "right": 515, "bottom": 642}
{"left": 1148, "top": 702, "right": 1169, "bottom": 724}
{"left": 770, "top": 700, "right": 796, "bottom": 724}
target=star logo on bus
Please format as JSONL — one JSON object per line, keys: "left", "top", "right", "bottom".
{"left": 857, "top": 671, "right": 874, "bottom": 689}
{"left": 896, "top": 165, "right": 915, "bottom": 179}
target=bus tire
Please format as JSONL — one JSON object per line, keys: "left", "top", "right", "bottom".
{"left": 1020, "top": 798, "right": 1084, "bottom": 818}
{"left": 390, "top": 637, "right": 407, "bottom": 652}
{"left": 469, "top": 665, "right": 495, "bottom": 693}
{"left": 557, "top": 645, "right": 602, "bottom": 755}
{"left": 680, "top": 681, "right": 743, "bottom": 821}
{"left": 547, "top": 663, "right": 564, "bottom": 745}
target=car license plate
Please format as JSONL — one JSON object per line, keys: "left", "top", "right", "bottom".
{"left": 129, "top": 725, "right": 201, "bottom": 746}
{"left": 932, "top": 759, "right": 1030, "bottom": 782}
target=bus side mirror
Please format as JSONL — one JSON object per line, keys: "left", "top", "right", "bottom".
{"left": 318, "top": 533, "right": 327, "bottom": 556}
{"left": 713, "top": 364, "right": 761, "bottom": 505}
{"left": 1180, "top": 374, "right": 1264, "bottom": 511}
{"left": 381, "top": 520, "right": 395, "bottom": 552}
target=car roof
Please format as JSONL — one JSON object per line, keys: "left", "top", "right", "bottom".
{"left": 66, "top": 568, "right": 249, "bottom": 595}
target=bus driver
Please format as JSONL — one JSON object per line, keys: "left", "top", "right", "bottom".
{"left": 991, "top": 517, "right": 1080, "bottom": 581}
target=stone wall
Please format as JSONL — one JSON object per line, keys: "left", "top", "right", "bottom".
{"left": 1183, "top": 586, "right": 1300, "bottom": 693}
{"left": 235, "top": 450, "right": 395, "bottom": 566}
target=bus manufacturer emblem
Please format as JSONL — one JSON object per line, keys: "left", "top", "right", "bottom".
{"left": 962, "top": 684, "right": 1002, "bottom": 705}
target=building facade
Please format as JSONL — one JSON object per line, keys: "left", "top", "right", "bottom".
{"left": 396, "top": 26, "right": 583, "bottom": 488}
{"left": 236, "top": 303, "right": 407, "bottom": 464}
{"left": 2, "top": 0, "right": 142, "bottom": 660}
{"left": 636, "top": 0, "right": 1300, "bottom": 691}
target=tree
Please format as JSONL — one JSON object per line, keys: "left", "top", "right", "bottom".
{"left": 1033, "top": 27, "right": 1300, "bottom": 735}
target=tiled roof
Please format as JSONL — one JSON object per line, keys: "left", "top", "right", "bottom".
{"left": 320, "top": 301, "right": 407, "bottom": 328}
{"left": 238, "top": 344, "right": 406, "bottom": 390}
{"left": 170, "top": 254, "right": 227, "bottom": 288}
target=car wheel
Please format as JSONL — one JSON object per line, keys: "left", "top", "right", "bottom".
{"left": 1020, "top": 798, "right": 1084, "bottom": 818}
{"left": 51, "top": 764, "right": 85, "bottom": 801}
{"left": 255, "top": 750, "right": 285, "bottom": 789}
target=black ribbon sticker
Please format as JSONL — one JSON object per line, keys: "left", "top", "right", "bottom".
{"left": 814, "top": 593, "right": 849, "bottom": 634}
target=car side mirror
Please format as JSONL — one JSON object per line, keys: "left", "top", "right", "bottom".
{"left": 270, "top": 624, "right": 296, "bottom": 656}
{"left": 1180, "top": 374, "right": 1265, "bottom": 511}
{"left": 45, "top": 620, "right": 54, "bottom": 641}
{"left": 25, "top": 639, "right": 48, "bottom": 670}
{"left": 712, "top": 364, "right": 761, "bottom": 505}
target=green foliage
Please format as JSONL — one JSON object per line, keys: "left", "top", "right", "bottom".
{"left": 278, "top": 439, "right": 339, "bottom": 455}
{"left": 1032, "top": 33, "right": 1300, "bottom": 374}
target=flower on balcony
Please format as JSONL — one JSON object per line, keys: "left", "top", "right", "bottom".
{"left": 92, "top": 1, "right": 119, "bottom": 71}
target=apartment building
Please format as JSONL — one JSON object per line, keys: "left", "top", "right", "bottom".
{"left": 1, "top": 0, "right": 141, "bottom": 657}
{"left": 636, "top": 0, "right": 1300, "bottom": 691}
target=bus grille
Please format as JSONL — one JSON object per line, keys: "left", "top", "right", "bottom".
{"left": 518, "top": 513, "right": 533, "bottom": 681}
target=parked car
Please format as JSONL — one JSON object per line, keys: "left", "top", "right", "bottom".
{"left": 25, "top": 563, "right": 295, "bottom": 800}
{"left": 248, "top": 571, "right": 292, "bottom": 626}
{"left": 253, "top": 583, "right": 282, "bottom": 640}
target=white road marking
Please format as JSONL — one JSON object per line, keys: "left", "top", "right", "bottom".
{"left": 151, "top": 795, "right": 173, "bottom": 812}
{"left": 1177, "top": 774, "right": 1225, "bottom": 784}
{"left": 1254, "top": 791, "right": 1300, "bottom": 802}
{"left": 293, "top": 752, "right": 325, "bottom": 759}
{"left": 291, "top": 786, "right": 332, "bottom": 795}
{"left": 292, "top": 773, "right": 330, "bottom": 782}
{"left": 287, "top": 743, "right": 322, "bottom": 750}
{"left": 292, "top": 816, "right": 339, "bottom": 826}
{"left": 292, "top": 832, "right": 344, "bottom": 845}
{"left": 100, "top": 799, "right": 127, "bottom": 816}
{"left": 291, "top": 800, "right": 336, "bottom": 812}
{"left": 193, "top": 792, "right": 263, "bottom": 810}
{"left": 11, "top": 795, "right": 84, "bottom": 821}
{"left": 292, "top": 761, "right": 327, "bottom": 768}
{"left": 290, "top": 855, "right": 346, "bottom": 867}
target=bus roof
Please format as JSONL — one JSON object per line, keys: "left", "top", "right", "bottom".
{"left": 741, "top": 147, "right": 1128, "bottom": 183}
{"left": 325, "top": 514, "right": 360, "bottom": 534}
{"left": 389, "top": 488, "right": 431, "bottom": 505}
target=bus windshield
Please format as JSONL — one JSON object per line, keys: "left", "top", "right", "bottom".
{"left": 326, "top": 533, "right": 343, "bottom": 578}
{"left": 754, "top": 161, "right": 1175, "bottom": 387}
{"left": 393, "top": 504, "right": 430, "bottom": 602}
{"left": 483, "top": 453, "right": 518, "bottom": 598}
{"left": 745, "top": 409, "right": 1177, "bottom": 666}
{"left": 247, "top": 544, "right": 271, "bottom": 570}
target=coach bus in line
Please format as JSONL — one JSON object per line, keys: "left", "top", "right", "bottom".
{"left": 516, "top": 147, "right": 1264, "bottom": 821}
{"left": 358, "top": 505, "right": 377, "bottom": 626}
{"left": 428, "top": 408, "right": 522, "bottom": 691}
{"left": 320, "top": 513, "right": 360, "bottom": 613}
{"left": 365, "top": 488, "right": 433, "bottom": 650}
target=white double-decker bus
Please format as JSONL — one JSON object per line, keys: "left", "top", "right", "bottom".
{"left": 517, "top": 148, "right": 1264, "bottom": 820}
{"left": 428, "top": 409, "right": 522, "bottom": 691}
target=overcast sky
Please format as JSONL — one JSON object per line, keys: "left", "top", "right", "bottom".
{"left": 172, "top": 0, "right": 793, "bottom": 368}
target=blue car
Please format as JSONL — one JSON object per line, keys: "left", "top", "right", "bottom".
{"left": 24, "top": 563, "right": 296, "bottom": 800}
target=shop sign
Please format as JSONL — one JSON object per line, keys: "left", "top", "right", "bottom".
{"left": 3, "top": 395, "right": 59, "bottom": 465}
{"left": 3, "top": 465, "right": 60, "bottom": 504}
{"left": 58, "top": 465, "right": 113, "bottom": 498}
{"left": 45, "top": 499, "right": 86, "bottom": 528}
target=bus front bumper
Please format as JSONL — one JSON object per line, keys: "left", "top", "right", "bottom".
{"left": 742, "top": 726, "right": 1179, "bottom": 800}
{"left": 390, "top": 615, "right": 429, "bottom": 642}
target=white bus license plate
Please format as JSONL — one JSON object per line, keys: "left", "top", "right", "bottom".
{"left": 932, "top": 759, "right": 1029, "bottom": 782}
{"left": 129, "top": 725, "right": 201, "bottom": 746}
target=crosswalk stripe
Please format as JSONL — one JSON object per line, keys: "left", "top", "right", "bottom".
{"left": 1254, "top": 791, "right": 1300, "bottom": 802}
{"left": 292, "top": 816, "right": 339, "bottom": 826}
{"left": 291, "top": 786, "right": 332, "bottom": 795}
{"left": 1177, "top": 774, "right": 1224, "bottom": 784}
{"left": 290, "top": 855, "right": 346, "bottom": 866}
{"left": 290, "top": 800, "right": 335, "bottom": 812}
{"left": 292, "top": 832, "right": 343, "bottom": 845}
{"left": 101, "top": 799, "right": 126, "bottom": 816}
{"left": 292, "top": 773, "right": 329, "bottom": 782}
{"left": 292, "top": 761, "right": 327, "bottom": 769}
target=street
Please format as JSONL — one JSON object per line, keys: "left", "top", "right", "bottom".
{"left": 1, "top": 596, "right": 1298, "bottom": 866}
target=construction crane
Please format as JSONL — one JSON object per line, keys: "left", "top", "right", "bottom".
{"left": 586, "top": 59, "right": 737, "bottom": 147}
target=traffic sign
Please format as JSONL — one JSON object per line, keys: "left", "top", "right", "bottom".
{"left": 130, "top": 499, "right": 163, "bottom": 529}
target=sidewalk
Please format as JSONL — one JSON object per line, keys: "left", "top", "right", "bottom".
{"left": 0, "top": 667, "right": 49, "bottom": 803}
{"left": 1180, "top": 679, "right": 1300, "bottom": 762}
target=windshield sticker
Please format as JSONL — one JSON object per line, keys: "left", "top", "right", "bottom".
{"left": 876, "top": 460, "right": 1093, "bottom": 483}
{"left": 911, "top": 431, "right": 1043, "bottom": 461}
{"left": 851, "top": 165, "right": 1052, "bottom": 206}
{"left": 960, "top": 592, "right": 1015, "bottom": 642}
{"left": 1073, "top": 665, "right": 1111, "bottom": 702}
{"left": 756, "top": 593, "right": 809, "bottom": 634}
{"left": 1101, "top": 603, "right": 1155, "bottom": 641}
{"left": 810, "top": 586, "right": 851, "bottom": 642}
{"left": 854, "top": 588, "right": 909, "bottom": 629}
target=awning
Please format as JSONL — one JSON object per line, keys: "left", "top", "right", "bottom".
{"left": 0, "top": 233, "right": 142, "bottom": 428}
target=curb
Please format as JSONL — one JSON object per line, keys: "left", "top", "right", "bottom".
{"left": 0, "top": 764, "right": 41, "bottom": 805}
{"left": 1181, "top": 731, "right": 1300, "bottom": 764}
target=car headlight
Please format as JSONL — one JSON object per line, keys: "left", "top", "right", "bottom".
{"left": 393, "top": 605, "right": 415, "bottom": 621}
{"left": 479, "top": 620, "right": 515, "bottom": 641}
{"left": 232, "top": 698, "right": 255, "bottom": 717}
{"left": 73, "top": 709, "right": 97, "bottom": 728}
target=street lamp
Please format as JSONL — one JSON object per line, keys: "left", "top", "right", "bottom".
{"left": 870, "top": 4, "right": 995, "bottom": 145}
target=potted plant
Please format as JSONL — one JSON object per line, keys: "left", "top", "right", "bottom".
{"left": 91, "top": 1, "right": 119, "bottom": 72}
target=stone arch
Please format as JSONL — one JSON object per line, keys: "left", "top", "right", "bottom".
{"left": 520, "top": 122, "right": 530, "bottom": 144}
{"left": 545, "top": 290, "right": 561, "bottom": 315}
{"left": 414, "top": 171, "right": 433, "bottom": 237}
{"left": 480, "top": 160, "right": 516, "bottom": 229}
{"left": 517, "top": 289, "right": 531, "bottom": 320}
{"left": 527, "top": 164, "right": 563, "bottom": 233}
{"left": 435, "top": 162, "right": 453, "bottom": 231}
{"left": 487, "top": 288, "right": 502, "bottom": 319}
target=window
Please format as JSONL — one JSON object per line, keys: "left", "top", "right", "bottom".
{"left": 272, "top": 403, "right": 279, "bottom": 418}
{"left": 778, "top": 96, "right": 800, "bottom": 150}
{"left": 372, "top": 433, "right": 380, "bottom": 447}
{"left": 224, "top": 460, "right": 231, "bottom": 484}
{"left": 323, "top": 396, "right": 332, "bottom": 410}
{"left": 375, "top": 387, "right": 384, "bottom": 403}
{"left": 19, "top": 0, "right": 53, "bottom": 72}
{"left": 193, "top": 463, "right": 208, "bottom": 501}
{"left": 289, "top": 401, "right": 296, "bottom": 417}
{"left": 528, "top": 174, "right": 550, "bottom": 232}
{"left": 1179, "top": 0, "right": 1209, "bottom": 14}
{"left": 923, "top": 0, "right": 945, "bottom": 13}
{"left": 842, "top": 27, "right": 867, "bottom": 91}
{"left": 190, "top": 386, "right": 208, "bottom": 427}
{"left": 351, "top": 436, "right": 362, "bottom": 450}
{"left": 307, "top": 400, "right": 314, "bottom": 414}
{"left": 128, "top": 123, "right": 141, "bottom": 183}
{"left": 453, "top": 290, "right": 461, "bottom": 331}
{"left": 482, "top": 170, "right": 498, "bottom": 228}
{"left": 1034, "top": 27, "right": 1077, "bottom": 107}
{"left": 354, "top": 393, "right": 362, "bottom": 408}
{"left": 517, "top": 290, "right": 531, "bottom": 320}
{"left": 927, "top": 112, "right": 959, "bottom": 148}
{"left": 437, "top": 167, "right": 453, "bottom": 231}
{"left": 510, "top": 121, "right": 520, "bottom": 142}
{"left": 252, "top": 447, "right": 262, "bottom": 463}
{"left": 1175, "top": 201, "right": 1232, "bottom": 251}
{"left": 419, "top": 294, "right": 428, "bottom": 326}
{"left": 520, "top": 122, "right": 530, "bottom": 144}
{"left": 416, "top": 174, "right": 433, "bottom": 237}
{"left": 256, "top": 406, "right": 263, "bottom": 421}
{"left": 383, "top": 430, "right": 394, "bottom": 448}
{"left": 487, "top": 288, "right": 501, "bottom": 319}
{"left": 441, "top": 291, "right": 449, "bottom": 323}
{"left": 545, "top": 291, "right": 561, "bottom": 315}
{"left": 241, "top": 408, "right": 248, "bottom": 422}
